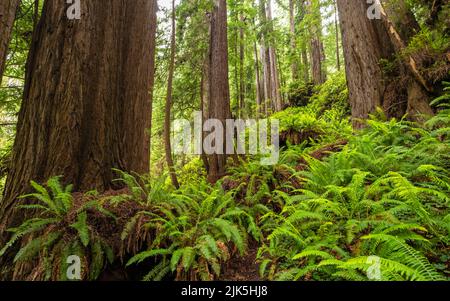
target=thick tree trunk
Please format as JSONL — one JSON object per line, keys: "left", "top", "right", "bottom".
{"left": 1, "top": 0, "right": 157, "bottom": 233}
{"left": 337, "top": 0, "right": 432, "bottom": 127}
{"left": 337, "top": 0, "right": 396, "bottom": 126}
{"left": 0, "top": 0, "right": 20, "bottom": 80}
{"left": 164, "top": 0, "right": 180, "bottom": 189}
{"left": 206, "top": 0, "right": 231, "bottom": 183}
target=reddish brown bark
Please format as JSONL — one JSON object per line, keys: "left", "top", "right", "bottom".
{"left": 1, "top": 0, "right": 157, "bottom": 233}
{"left": 337, "top": 0, "right": 433, "bottom": 127}
{"left": 207, "top": 0, "right": 231, "bottom": 183}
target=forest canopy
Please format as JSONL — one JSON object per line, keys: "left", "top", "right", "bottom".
{"left": 0, "top": 0, "right": 449, "bottom": 282}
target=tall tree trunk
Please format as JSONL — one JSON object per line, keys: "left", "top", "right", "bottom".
{"left": 269, "top": 46, "right": 282, "bottom": 111}
{"left": 336, "top": 0, "right": 432, "bottom": 127}
{"left": 0, "top": 0, "right": 157, "bottom": 235}
{"left": 164, "top": 0, "right": 180, "bottom": 189}
{"left": 200, "top": 17, "right": 211, "bottom": 173}
{"left": 310, "top": 37, "right": 326, "bottom": 84}
{"left": 206, "top": 0, "right": 231, "bottom": 183}
{"left": 301, "top": 46, "right": 309, "bottom": 82}
{"left": 334, "top": 0, "right": 341, "bottom": 71}
{"left": 289, "top": 0, "right": 298, "bottom": 80}
{"left": 337, "top": 0, "right": 394, "bottom": 127}
{"left": 259, "top": 0, "right": 270, "bottom": 115}
{"left": 262, "top": 45, "right": 271, "bottom": 114}
{"left": 299, "top": 0, "right": 310, "bottom": 82}
{"left": 254, "top": 39, "right": 263, "bottom": 117}
{"left": 309, "top": 0, "right": 326, "bottom": 85}
{"left": 266, "top": 0, "right": 282, "bottom": 111}
{"left": 239, "top": 14, "right": 245, "bottom": 117}
{"left": 0, "top": 0, "right": 20, "bottom": 80}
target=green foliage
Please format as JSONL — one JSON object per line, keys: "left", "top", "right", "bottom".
{"left": 124, "top": 180, "right": 259, "bottom": 280}
{"left": 0, "top": 177, "right": 115, "bottom": 280}
{"left": 257, "top": 114, "right": 450, "bottom": 281}
{"left": 287, "top": 81, "right": 315, "bottom": 107}
{"left": 177, "top": 157, "right": 207, "bottom": 186}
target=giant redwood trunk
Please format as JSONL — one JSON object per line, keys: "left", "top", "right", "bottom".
{"left": 0, "top": 0, "right": 157, "bottom": 233}
{"left": 0, "top": 0, "right": 20, "bottom": 80}
{"left": 207, "top": 0, "right": 231, "bottom": 183}
{"left": 336, "top": 0, "right": 432, "bottom": 127}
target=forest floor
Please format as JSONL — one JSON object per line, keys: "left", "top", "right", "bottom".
{"left": 221, "top": 239, "right": 260, "bottom": 281}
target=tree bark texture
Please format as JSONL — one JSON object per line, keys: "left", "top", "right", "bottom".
{"left": 1, "top": 0, "right": 157, "bottom": 233}
{"left": 207, "top": 0, "right": 231, "bottom": 183}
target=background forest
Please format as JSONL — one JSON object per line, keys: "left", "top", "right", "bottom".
{"left": 0, "top": 0, "right": 449, "bottom": 281}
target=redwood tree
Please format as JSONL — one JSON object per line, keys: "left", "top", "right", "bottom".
{"left": 206, "top": 0, "right": 232, "bottom": 183}
{"left": 336, "top": 0, "right": 433, "bottom": 127}
{"left": 0, "top": 0, "right": 157, "bottom": 234}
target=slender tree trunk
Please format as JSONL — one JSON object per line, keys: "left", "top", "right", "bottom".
{"left": 309, "top": 0, "right": 326, "bottom": 85}
{"left": 334, "top": 0, "right": 341, "bottom": 71}
{"left": 206, "top": 0, "right": 231, "bottom": 183}
{"left": 262, "top": 45, "right": 271, "bottom": 113}
{"left": 254, "top": 39, "right": 263, "bottom": 117}
{"left": 0, "top": 0, "right": 20, "bottom": 80}
{"left": 1, "top": 0, "right": 157, "bottom": 235}
{"left": 269, "top": 46, "right": 282, "bottom": 111}
{"left": 200, "top": 15, "right": 212, "bottom": 172}
{"left": 164, "top": 0, "right": 180, "bottom": 189}
{"left": 239, "top": 14, "right": 245, "bottom": 117}
{"left": 266, "top": 0, "right": 282, "bottom": 111}
{"left": 233, "top": 15, "right": 240, "bottom": 117}
{"left": 289, "top": 0, "right": 298, "bottom": 80}
{"left": 259, "top": 0, "right": 270, "bottom": 115}
{"left": 299, "top": 0, "right": 310, "bottom": 82}
{"left": 301, "top": 47, "right": 309, "bottom": 82}
{"left": 310, "top": 37, "right": 326, "bottom": 84}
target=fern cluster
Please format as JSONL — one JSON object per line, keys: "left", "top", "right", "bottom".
{"left": 258, "top": 111, "right": 450, "bottom": 281}
{"left": 0, "top": 177, "right": 115, "bottom": 280}
{"left": 119, "top": 176, "right": 259, "bottom": 280}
